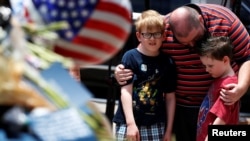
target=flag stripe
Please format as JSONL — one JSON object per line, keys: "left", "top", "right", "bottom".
{"left": 55, "top": 38, "right": 120, "bottom": 63}
{"left": 55, "top": 39, "right": 111, "bottom": 57}
{"left": 54, "top": 44, "right": 102, "bottom": 63}
{"left": 77, "top": 28, "right": 124, "bottom": 51}
{"left": 89, "top": 11, "right": 131, "bottom": 39}
{"left": 73, "top": 36, "right": 117, "bottom": 54}
{"left": 54, "top": 47, "right": 111, "bottom": 65}
{"left": 96, "top": 1, "right": 131, "bottom": 22}
{"left": 91, "top": 9, "right": 131, "bottom": 33}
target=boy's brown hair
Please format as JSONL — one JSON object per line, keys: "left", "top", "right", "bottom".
{"left": 198, "top": 36, "right": 233, "bottom": 61}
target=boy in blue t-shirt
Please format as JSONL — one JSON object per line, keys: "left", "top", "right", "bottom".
{"left": 113, "top": 9, "right": 177, "bottom": 141}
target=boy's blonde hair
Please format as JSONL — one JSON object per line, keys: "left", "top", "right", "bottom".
{"left": 135, "top": 10, "right": 165, "bottom": 33}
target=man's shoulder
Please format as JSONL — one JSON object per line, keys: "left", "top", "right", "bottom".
{"left": 198, "top": 3, "right": 234, "bottom": 14}
{"left": 198, "top": 3, "right": 237, "bottom": 23}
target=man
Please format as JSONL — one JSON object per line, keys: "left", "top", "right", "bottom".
{"left": 114, "top": 3, "right": 250, "bottom": 141}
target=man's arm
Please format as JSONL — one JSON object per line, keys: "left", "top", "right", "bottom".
{"left": 236, "top": 60, "right": 250, "bottom": 93}
{"left": 220, "top": 13, "right": 250, "bottom": 104}
{"left": 220, "top": 60, "right": 250, "bottom": 105}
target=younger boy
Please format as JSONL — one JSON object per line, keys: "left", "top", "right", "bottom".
{"left": 196, "top": 36, "right": 239, "bottom": 141}
{"left": 112, "top": 10, "right": 177, "bottom": 141}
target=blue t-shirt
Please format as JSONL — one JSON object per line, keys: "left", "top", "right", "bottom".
{"left": 113, "top": 48, "right": 177, "bottom": 126}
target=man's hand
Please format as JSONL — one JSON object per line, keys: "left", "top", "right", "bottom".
{"left": 114, "top": 64, "right": 133, "bottom": 85}
{"left": 220, "top": 83, "right": 246, "bottom": 105}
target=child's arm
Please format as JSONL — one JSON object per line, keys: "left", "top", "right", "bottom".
{"left": 213, "top": 117, "right": 226, "bottom": 125}
{"left": 204, "top": 116, "right": 226, "bottom": 141}
{"left": 163, "top": 92, "right": 176, "bottom": 141}
{"left": 121, "top": 84, "right": 140, "bottom": 141}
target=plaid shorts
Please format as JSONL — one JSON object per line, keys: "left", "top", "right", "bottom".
{"left": 115, "top": 122, "right": 165, "bottom": 141}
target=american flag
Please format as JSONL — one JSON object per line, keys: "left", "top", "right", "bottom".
{"left": 10, "top": 0, "right": 132, "bottom": 66}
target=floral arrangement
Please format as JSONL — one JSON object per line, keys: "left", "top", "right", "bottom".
{"left": 0, "top": 6, "right": 114, "bottom": 141}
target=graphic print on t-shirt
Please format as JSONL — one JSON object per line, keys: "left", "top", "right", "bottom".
{"left": 133, "top": 64, "right": 161, "bottom": 116}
